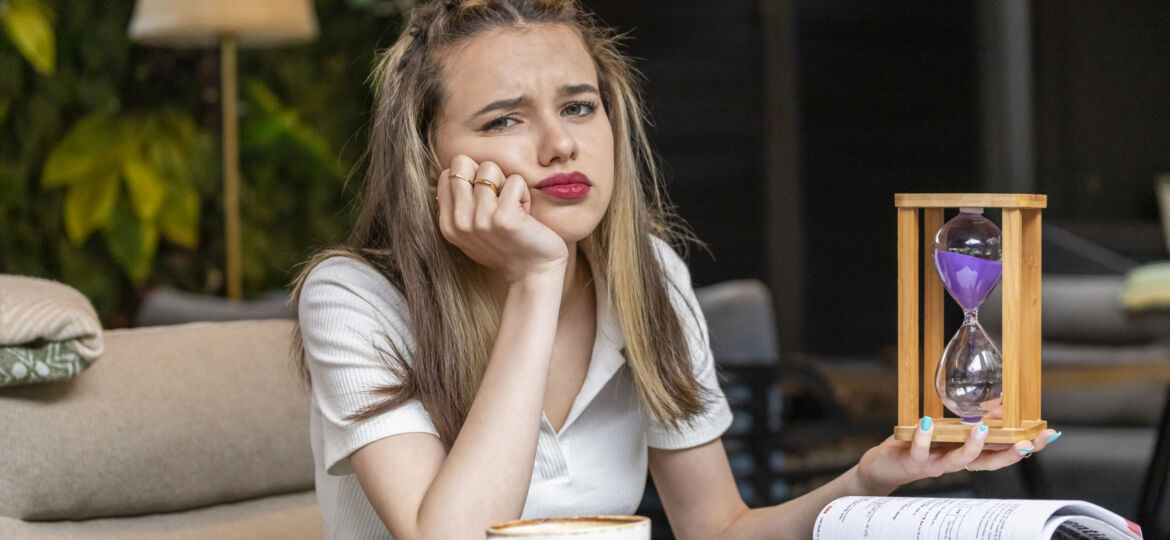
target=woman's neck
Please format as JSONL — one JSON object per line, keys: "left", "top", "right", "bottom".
{"left": 558, "top": 242, "right": 592, "bottom": 320}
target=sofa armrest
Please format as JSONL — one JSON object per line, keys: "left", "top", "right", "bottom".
{"left": 0, "top": 320, "right": 313, "bottom": 521}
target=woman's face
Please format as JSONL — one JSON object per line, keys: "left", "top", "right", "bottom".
{"left": 433, "top": 24, "right": 615, "bottom": 244}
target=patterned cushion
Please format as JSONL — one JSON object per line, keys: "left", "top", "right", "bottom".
{"left": 0, "top": 340, "right": 90, "bottom": 386}
{"left": 0, "top": 275, "right": 103, "bottom": 387}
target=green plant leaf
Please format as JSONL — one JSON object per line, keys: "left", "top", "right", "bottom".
{"left": 63, "top": 171, "right": 119, "bottom": 245}
{"left": 148, "top": 133, "right": 191, "bottom": 186}
{"left": 242, "top": 113, "right": 286, "bottom": 147}
{"left": 121, "top": 157, "right": 165, "bottom": 221}
{"left": 156, "top": 107, "right": 197, "bottom": 143}
{"left": 42, "top": 112, "right": 118, "bottom": 188}
{"left": 2, "top": 0, "right": 55, "bottom": 75}
{"left": 0, "top": 159, "right": 25, "bottom": 208}
{"left": 56, "top": 240, "right": 118, "bottom": 324}
{"left": 105, "top": 195, "right": 158, "bottom": 283}
{"left": 241, "top": 80, "right": 338, "bottom": 176}
{"left": 246, "top": 80, "right": 283, "bottom": 114}
{"left": 158, "top": 183, "right": 199, "bottom": 249}
{"left": 0, "top": 49, "right": 24, "bottom": 97}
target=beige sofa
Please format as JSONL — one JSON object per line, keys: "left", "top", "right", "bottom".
{"left": 0, "top": 320, "right": 322, "bottom": 539}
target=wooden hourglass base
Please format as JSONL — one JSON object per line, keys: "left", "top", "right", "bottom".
{"left": 894, "top": 418, "right": 1048, "bottom": 444}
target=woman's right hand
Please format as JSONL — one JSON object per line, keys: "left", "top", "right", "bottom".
{"left": 437, "top": 155, "right": 569, "bottom": 283}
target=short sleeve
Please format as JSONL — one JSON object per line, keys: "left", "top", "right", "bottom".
{"left": 644, "top": 239, "right": 734, "bottom": 449}
{"left": 299, "top": 257, "right": 439, "bottom": 475}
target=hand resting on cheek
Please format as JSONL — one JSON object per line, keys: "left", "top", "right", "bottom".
{"left": 436, "top": 154, "right": 569, "bottom": 284}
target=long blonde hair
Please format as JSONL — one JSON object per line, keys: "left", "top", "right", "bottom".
{"left": 293, "top": 0, "right": 706, "bottom": 448}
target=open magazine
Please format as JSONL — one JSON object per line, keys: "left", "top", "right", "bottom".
{"left": 814, "top": 497, "right": 1143, "bottom": 540}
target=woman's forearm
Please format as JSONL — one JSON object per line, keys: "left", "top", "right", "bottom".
{"left": 414, "top": 269, "right": 564, "bottom": 536}
{"left": 719, "top": 465, "right": 890, "bottom": 540}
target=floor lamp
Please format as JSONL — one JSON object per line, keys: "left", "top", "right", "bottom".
{"left": 128, "top": 0, "right": 318, "bottom": 299}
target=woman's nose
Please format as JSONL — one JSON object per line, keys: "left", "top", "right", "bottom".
{"left": 538, "top": 120, "right": 578, "bottom": 166}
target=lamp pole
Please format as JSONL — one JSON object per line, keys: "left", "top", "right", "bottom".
{"left": 221, "top": 34, "right": 241, "bottom": 300}
{"left": 128, "top": 0, "right": 318, "bottom": 300}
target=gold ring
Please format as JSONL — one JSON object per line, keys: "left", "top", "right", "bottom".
{"left": 1022, "top": 452, "right": 1033, "bottom": 459}
{"left": 964, "top": 465, "right": 978, "bottom": 472}
{"left": 449, "top": 172, "right": 473, "bottom": 184}
{"left": 474, "top": 178, "right": 500, "bottom": 196}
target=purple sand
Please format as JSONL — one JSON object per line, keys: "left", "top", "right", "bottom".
{"left": 933, "top": 250, "right": 1002, "bottom": 311}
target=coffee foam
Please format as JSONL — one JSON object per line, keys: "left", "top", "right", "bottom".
{"left": 488, "top": 516, "right": 647, "bottom": 536}
{"left": 504, "top": 521, "right": 612, "bottom": 532}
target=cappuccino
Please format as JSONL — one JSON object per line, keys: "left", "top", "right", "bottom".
{"left": 486, "top": 516, "right": 650, "bottom": 539}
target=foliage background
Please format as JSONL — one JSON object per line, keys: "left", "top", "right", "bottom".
{"left": 0, "top": 0, "right": 413, "bottom": 325}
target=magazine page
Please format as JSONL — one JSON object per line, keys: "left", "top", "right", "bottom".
{"left": 1051, "top": 501, "right": 1144, "bottom": 540}
{"left": 1042, "top": 517, "right": 1136, "bottom": 540}
{"left": 813, "top": 497, "right": 1141, "bottom": 540}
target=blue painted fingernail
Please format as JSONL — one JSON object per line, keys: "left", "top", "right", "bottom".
{"left": 921, "top": 416, "right": 932, "bottom": 431}
{"left": 975, "top": 424, "right": 989, "bottom": 440}
{"left": 1019, "top": 447, "right": 1033, "bottom": 456}
{"left": 1046, "top": 431, "right": 1062, "bottom": 444}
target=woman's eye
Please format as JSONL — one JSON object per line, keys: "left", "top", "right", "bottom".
{"left": 563, "top": 100, "right": 597, "bottom": 117}
{"left": 482, "top": 115, "right": 518, "bottom": 131}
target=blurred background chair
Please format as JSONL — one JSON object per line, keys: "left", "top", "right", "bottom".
{"left": 133, "top": 286, "right": 293, "bottom": 327}
{"left": 696, "top": 279, "right": 881, "bottom": 506}
{"left": 637, "top": 279, "right": 886, "bottom": 538}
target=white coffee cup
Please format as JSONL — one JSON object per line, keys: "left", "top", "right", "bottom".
{"left": 486, "top": 515, "right": 650, "bottom": 539}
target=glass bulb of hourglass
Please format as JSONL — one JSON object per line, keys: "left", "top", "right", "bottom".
{"left": 933, "top": 208, "right": 1003, "bottom": 424}
{"left": 935, "top": 312, "right": 1003, "bottom": 423}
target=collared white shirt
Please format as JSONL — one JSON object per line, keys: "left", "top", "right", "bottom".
{"left": 299, "top": 239, "right": 733, "bottom": 539}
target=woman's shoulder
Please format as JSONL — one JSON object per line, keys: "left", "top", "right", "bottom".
{"left": 649, "top": 235, "right": 691, "bottom": 281}
{"left": 305, "top": 253, "right": 387, "bottom": 282}
{"left": 300, "top": 254, "right": 407, "bottom": 315}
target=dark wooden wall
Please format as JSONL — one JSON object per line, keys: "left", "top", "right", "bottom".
{"left": 587, "top": 0, "right": 980, "bottom": 356}
{"left": 794, "top": 1, "right": 980, "bottom": 355}
{"left": 584, "top": 0, "right": 765, "bottom": 288}
{"left": 585, "top": 1, "right": 1169, "bottom": 357}
{"left": 1033, "top": 0, "right": 1170, "bottom": 260}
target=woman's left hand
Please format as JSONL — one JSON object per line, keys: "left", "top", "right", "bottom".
{"left": 855, "top": 417, "right": 1061, "bottom": 494}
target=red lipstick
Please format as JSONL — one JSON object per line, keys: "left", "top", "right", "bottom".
{"left": 535, "top": 172, "right": 591, "bottom": 200}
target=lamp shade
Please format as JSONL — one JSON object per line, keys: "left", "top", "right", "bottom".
{"left": 128, "top": 0, "right": 318, "bottom": 48}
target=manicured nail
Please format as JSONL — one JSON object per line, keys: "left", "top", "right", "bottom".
{"left": 1019, "top": 447, "right": 1033, "bottom": 456}
{"left": 1046, "top": 431, "right": 1062, "bottom": 445}
{"left": 975, "top": 424, "right": 989, "bottom": 441}
{"left": 921, "top": 416, "right": 932, "bottom": 431}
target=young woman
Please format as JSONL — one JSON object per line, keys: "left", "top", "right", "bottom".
{"left": 294, "top": 1, "right": 1059, "bottom": 538}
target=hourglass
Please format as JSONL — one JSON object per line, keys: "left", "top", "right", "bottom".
{"left": 893, "top": 194, "right": 1048, "bottom": 443}
{"left": 933, "top": 208, "right": 1003, "bottom": 424}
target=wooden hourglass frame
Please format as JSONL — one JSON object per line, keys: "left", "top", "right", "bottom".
{"left": 893, "top": 194, "right": 1048, "bottom": 443}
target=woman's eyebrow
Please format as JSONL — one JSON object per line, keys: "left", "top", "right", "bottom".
{"left": 560, "top": 83, "right": 598, "bottom": 96}
{"left": 473, "top": 96, "right": 528, "bottom": 117}
{"left": 471, "top": 84, "right": 599, "bottom": 118}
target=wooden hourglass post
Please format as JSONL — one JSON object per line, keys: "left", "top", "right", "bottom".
{"left": 893, "top": 194, "right": 1048, "bottom": 443}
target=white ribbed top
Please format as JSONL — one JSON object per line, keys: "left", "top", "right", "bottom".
{"left": 298, "top": 239, "right": 732, "bottom": 539}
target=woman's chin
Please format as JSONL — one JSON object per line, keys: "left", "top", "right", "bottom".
{"left": 533, "top": 210, "right": 605, "bottom": 246}
{"left": 550, "top": 226, "right": 593, "bottom": 245}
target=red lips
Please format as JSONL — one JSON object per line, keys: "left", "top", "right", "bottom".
{"left": 535, "top": 172, "right": 591, "bottom": 200}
